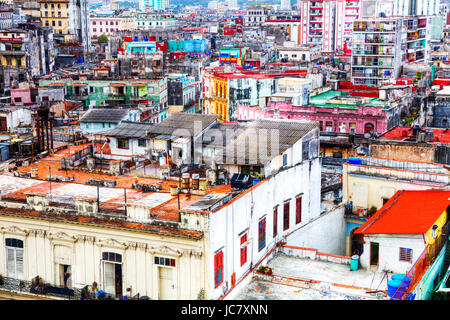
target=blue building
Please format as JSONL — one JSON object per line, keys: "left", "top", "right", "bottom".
{"left": 80, "top": 108, "right": 141, "bottom": 134}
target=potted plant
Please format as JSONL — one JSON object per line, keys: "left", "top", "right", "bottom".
{"left": 263, "top": 267, "right": 273, "bottom": 275}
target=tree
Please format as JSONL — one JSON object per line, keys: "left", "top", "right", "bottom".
{"left": 97, "top": 34, "right": 108, "bottom": 44}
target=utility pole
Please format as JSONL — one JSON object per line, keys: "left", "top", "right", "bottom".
{"left": 48, "top": 166, "right": 52, "bottom": 203}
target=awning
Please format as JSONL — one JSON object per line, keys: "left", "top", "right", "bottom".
{"left": 131, "top": 83, "right": 146, "bottom": 87}
{"left": 48, "top": 83, "right": 66, "bottom": 87}
{"left": 109, "top": 83, "right": 125, "bottom": 87}
{"left": 72, "top": 83, "right": 88, "bottom": 87}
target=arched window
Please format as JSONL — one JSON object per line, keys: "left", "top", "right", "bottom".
{"left": 5, "top": 238, "right": 24, "bottom": 279}
{"left": 364, "top": 123, "right": 374, "bottom": 133}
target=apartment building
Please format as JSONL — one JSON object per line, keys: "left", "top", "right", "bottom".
{"left": 351, "top": 16, "right": 432, "bottom": 86}
{"left": 90, "top": 13, "right": 120, "bottom": 38}
{"left": 38, "top": 78, "right": 168, "bottom": 109}
{"left": 136, "top": 13, "right": 178, "bottom": 30}
{"left": 139, "top": 0, "right": 170, "bottom": 11}
{"left": 299, "top": 0, "right": 361, "bottom": 52}
{"left": 0, "top": 24, "right": 55, "bottom": 92}
{"left": 39, "top": 0, "right": 90, "bottom": 52}
{"left": 243, "top": 7, "right": 269, "bottom": 27}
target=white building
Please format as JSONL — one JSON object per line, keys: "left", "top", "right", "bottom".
{"left": 299, "top": 0, "right": 361, "bottom": 52}
{"left": 192, "top": 119, "right": 322, "bottom": 299}
{"left": 351, "top": 16, "right": 433, "bottom": 86}
{"left": 354, "top": 190, "right": 449, "bottom": 274}
{"left": 280, "top": 0, "right": 291, "bottom": 10}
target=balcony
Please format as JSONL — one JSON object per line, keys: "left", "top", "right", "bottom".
{"left": 1, "top": 50, "right": 25, "bottom": 56}
{"left": 70, "top": 94, "right": 88, "bottom": 100}
{"left": 108, "top": 93, "right": 125, "bottom": 100}
{"left": 130, "top": 94, "right": 147, "bottom": 100}
{"left": 0, "top": 275, "right": 81, "bottom": 300}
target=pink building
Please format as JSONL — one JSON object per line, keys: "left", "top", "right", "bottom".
{"left": 237, "top": 88, "right": 398, "bottom": 135}
{"left": 299, "top": 0, "right": 361, "bottom": 52}
{"left": 10, "top": 88, "right": 31, "bottom": 105}
{"left": 90, "top": 16, "right": 120, "bottom": 38}
{"left": 238, "top": 102, "right": 388, "bottom": 134}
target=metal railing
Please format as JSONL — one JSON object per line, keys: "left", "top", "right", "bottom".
{"left": 0, "top": 276, "right": 81, "bottom": 300}
{"left": 391, "top": 220, "right": 450, "bottom": 300}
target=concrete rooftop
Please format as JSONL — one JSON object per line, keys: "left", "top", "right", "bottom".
{"left": 234, "top": 254, "right": 389, "bottom": 300}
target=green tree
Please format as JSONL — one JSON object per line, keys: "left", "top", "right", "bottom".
{"left": 97, "top": 34, "right": 108, "bottom": 44}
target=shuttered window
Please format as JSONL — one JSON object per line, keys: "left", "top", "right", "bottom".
{"left": 5, "top": 238, "right": 24, "bottom": 279}
{"left": 214, "top": 251, "right": 223, "bottom": 288}
{"left": 283, "top": 202, "right": 290, "bottom": 231}
{"left": 258, "top": 217, "right": 266, "bottom": 252}
{"left": 240, "top": 233, "right": 247, "bottom": 267}
{"left": 399, "top": 248, "right": 412, "bottom": 263}
{"left": 296, "top": 197, "right": 302, "bottom": 224}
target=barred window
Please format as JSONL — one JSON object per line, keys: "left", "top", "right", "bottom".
{"left": 399, "top": 247, "right": 412, "bottom": 263}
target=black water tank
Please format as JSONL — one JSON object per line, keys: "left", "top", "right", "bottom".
{"left": 230, "top": 173, "right": 253, "bottom": 190}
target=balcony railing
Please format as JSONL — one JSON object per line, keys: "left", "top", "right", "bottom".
{"left": 70, "top": 94, "right": 89, "bottom": 100}
{"left": 0, "top": 275, "right": 81, "bottom": 300}
{"left": 108, "top": 93, "right": 125, "bottom": 99}
{"left": 391, "top": 220, "right": 449, "bottom": 300}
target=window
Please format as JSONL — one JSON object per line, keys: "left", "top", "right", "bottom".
{"left": 154, "top": 256, "right": 176, "bottom": 267}
{"left": 273, "top": 207, "right": 278, "bottom": 238}
{"left": 296, "top": 197, "right": 302, "bottom": 224}
{"left": 240, "top": 233, "right": 247, "bottom": 266}
{"left": 282, "top": 153, "right": 287, "bottom": 166}
{"left": 6, "top": 238, "right": 24, "bottom": 279}
{"left": 302, "top": 140, "right": 310, "bottom": 160}
{"left": 14, "top": 97, "right": 22, "bottom": 103}
{"left": 283, "top": 202, "right": 290, "bottom": 231}
{"left": 214, "top": 251, "right": 223, "bottom": 288}
{"left": 117, "top": 138, "right": 129, "bottom": 149}
{"left": 138, "top": 138, "right": 146, "bottom": 147}
{"left": 258, "top": 217, "right": 266, "bottom": 251}
{"left": 102, "top": 252, "right": 122, "bottom": 296}
{"left": 399, "top": 248, "right": 412, "bottom": 263}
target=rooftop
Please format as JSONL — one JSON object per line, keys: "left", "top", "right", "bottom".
{"left": 145, "top": 113, "right": 219, "bottom": 137}
{"left": 234, "top": 253, "right": 387, "bottom": 300}
{"left": 213, "top": 118, "right": 318, "bottom": 165}
{"left": 99, "top": 121, "right": 154, "bottom": 139}
{"left": 355, "top": 190, "right": 450, "bottom": 235}
{"left": 80, "top": 108, "right": 131, "bottom": 124}
{"left": 309, "top": 90, "right": 387, "bottom": 109}
{"left": 380, "top": 126, "right": 450, "bottom": 144}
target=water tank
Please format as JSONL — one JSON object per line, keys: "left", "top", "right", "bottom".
{"left": 230, "top": 173, "right": 253, "bottom": 190}
{"left": 347, "top": 157, "right": 362, "bottom": 165}
{"left": 387, "top": 279, "right": 409, "bottom": 299}
{"left": 0, "top": 143, "right": 9, "bottom": 161}
{"left": 391, "top": 274, "right": 411, "bottom": 286}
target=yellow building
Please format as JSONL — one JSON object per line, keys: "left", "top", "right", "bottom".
{"left": 0, "top": 31, "right": 27, "bottom": 69}
{"left": 39, "top": 0, "right": 69, "bottom": 35}
{"left": 0, "top": 175, "right": 209, "bottom": 300}
{"left": 211, "top": 74, "right": 229, "bottom": 122}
